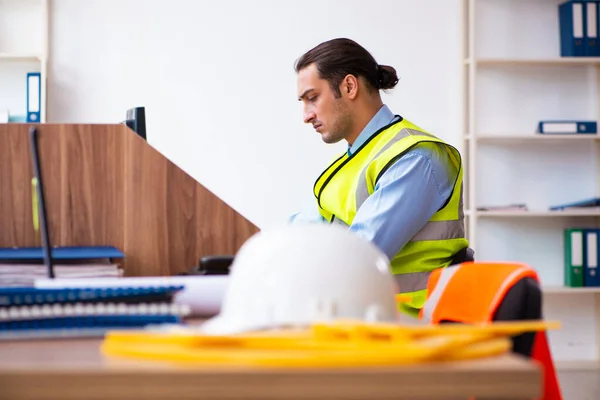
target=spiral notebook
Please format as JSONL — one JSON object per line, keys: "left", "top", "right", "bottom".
{"left": 0, "top": 285, "right": 185, "bottom": 307}
{"left": 0, "top": 285, "right": 191, "bottom": 339}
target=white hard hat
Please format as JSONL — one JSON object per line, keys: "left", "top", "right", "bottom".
{"left": 200, "top": 223, "right": 400, "bottom": 335}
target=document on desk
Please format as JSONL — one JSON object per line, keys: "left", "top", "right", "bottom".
{"left": 35, "top": 275, "right": 229, "bottom": 317}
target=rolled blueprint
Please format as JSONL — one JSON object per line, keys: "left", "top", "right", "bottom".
{"left": 34, "top": 275, "right": 229, "bottom": 317}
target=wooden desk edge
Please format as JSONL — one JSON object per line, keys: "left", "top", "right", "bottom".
{"left": 0, "top": 353, "right": 541, "bottom": 400}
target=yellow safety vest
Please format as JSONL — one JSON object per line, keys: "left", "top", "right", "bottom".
{"left": 313, "top": 116, "right": 468, "bottom": 315}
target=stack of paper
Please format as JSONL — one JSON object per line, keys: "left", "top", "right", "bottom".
{"left": 0, "top": 263, "right": 123, "bottom": 287}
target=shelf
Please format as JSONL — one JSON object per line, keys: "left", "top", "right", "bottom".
{"left": 473, "top": 209, "right": 600, "bottom": 217}
{"left": 465, "top": 57, "right": 600, "bottom": 66}
{"left": 555, "top": 360, "right": 600, "bottom": 371}
{"left": 466, "top": 134, "right": 599, "bottom": 143}
{"left": 0, "top": 53, "right": 44, "bottom": 62}
{"left": 544, "top": 286, "right": 600, "bottom": 294}
{"left": 464, "top": 0, "right": 600, "bottom": 377}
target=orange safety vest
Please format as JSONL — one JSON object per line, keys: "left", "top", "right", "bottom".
{"left": 419, "top": 262, "right": 563, "bottom": 400}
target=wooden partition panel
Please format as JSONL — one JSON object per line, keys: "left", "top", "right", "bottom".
{"left": 0, "top": 123, "right": 259, "bottom": 276}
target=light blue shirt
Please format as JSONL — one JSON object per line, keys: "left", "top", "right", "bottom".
{"left": 290, "top": 105, "right": 458, "bottom": 261}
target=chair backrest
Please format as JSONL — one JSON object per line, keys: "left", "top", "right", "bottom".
{"left": 491, "top": 276, "right": 541, "bottom": 356}
{"left": 439, "top": 276, "right": 540, "bottom": 356}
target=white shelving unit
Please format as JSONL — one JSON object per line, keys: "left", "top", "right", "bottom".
{"left": 463, "top": 0, "right": 600, "bottom": 372}
{"left": 0, "top": 0, "right": 49, "bottom": 122}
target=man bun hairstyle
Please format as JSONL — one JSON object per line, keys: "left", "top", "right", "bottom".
{"left": 377, "top": 65, "right": 399, "bottom": 90}
{"left": 295, "top": 38, "right": 399, "bottom": 98}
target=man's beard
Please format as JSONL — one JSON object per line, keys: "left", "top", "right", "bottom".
{"left": 322, "top": 102, "right": 353, "bottom": 144}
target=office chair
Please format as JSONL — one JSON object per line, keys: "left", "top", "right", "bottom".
{"left": 492, "top": 276, "right": 541, "bottom": 356}
{"left": 193, "top": 255, "right": 234, "bottom": 275}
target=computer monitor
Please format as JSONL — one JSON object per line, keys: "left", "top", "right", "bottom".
{"left": 124, "top": 106, "right": 147, "bottom": 140}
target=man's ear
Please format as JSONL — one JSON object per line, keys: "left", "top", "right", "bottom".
{"left": 340, "top": 74, "right": 359, "bottom": 100}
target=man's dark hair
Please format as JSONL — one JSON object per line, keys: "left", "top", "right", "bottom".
{"left": 294, "top": 38, "right": 399, "bottom": 98}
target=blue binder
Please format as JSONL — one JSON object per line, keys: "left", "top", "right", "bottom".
{"left": 559, "top": 1, "right": 586, "bottom": 57}
{"left": 597, "top": 0, "right": 600, "bottom": 56}
{"left": 584, "top": 229, "right": 600, "bottom": 286}
{"left": 537, "top": 120, "right": 597, "bottom": 134}
{"left": 584, "top": 1, "right": 599, "bottom": 56}
{"left": 26, "top": 72, "right": 41, "bottom": 122}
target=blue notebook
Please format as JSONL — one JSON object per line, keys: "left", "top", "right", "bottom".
{"left": 549, "top": 197, "right": 600, "bottom": 210}
{"left": 0, "top": 246, "right": 124, "bottom": 261}
{"left": 0, "top": 315, "right": 184, "bottom": 339}
{"left": 0, "top": 313, "right": 184, "bottom": 331}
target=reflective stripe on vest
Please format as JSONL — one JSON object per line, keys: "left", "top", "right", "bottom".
{"left": 394, "top": 271, "right": 434, "bottom": 294}
{"left": 420, "top": 262, "right": 540, "bottom": 324}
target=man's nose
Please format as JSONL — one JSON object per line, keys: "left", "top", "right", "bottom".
{"left": 303, "top": 110, "right": 315, "bottom": 124}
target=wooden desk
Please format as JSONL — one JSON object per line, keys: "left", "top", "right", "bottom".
{"left": 0, "top": 338, "right": 540, "bottom": 400}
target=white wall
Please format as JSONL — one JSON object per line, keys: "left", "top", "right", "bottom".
{"left": 48, "top": 0, "right": 464, "bottom": 229}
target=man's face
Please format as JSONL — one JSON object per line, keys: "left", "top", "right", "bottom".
{"left": 297, "top": 64, "right": 352, "bottom": 144}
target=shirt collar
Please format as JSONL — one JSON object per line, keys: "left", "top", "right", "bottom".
{"left": 348, "top": 104, "right": 398, "bottom": 156}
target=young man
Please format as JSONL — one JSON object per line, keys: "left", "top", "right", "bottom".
{"left": 291, "top": 38, "right": 471, "bottom": 316}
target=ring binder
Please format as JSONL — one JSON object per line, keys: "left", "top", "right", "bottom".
{"left": 0, "top": 286, "right": 185, "bottom": 307}
{"left": 0, "top": 302, "right": 192, "bottom": 322}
